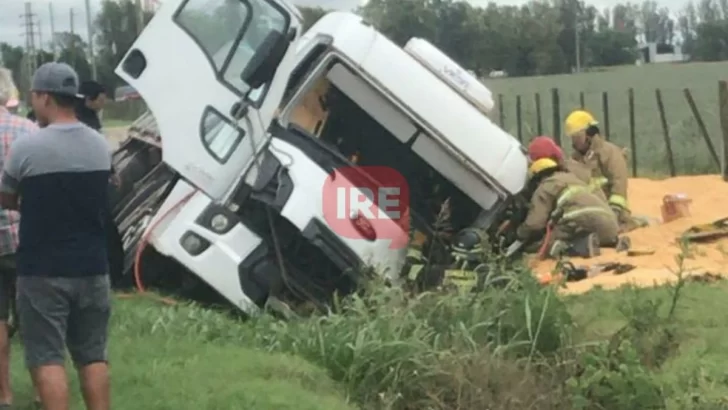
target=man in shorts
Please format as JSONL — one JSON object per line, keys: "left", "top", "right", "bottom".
{"left": 0, "top": 62, "right": 112, "bottom": 410}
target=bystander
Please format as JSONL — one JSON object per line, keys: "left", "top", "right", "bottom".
{"left": 0, "top": 62, "right": 112, "bottom": 410}
{"left": 0, "top": 67, "right": 37, "bottom": 409}
{"left": 76, "top": 81, "right": 107, "bottom": 131}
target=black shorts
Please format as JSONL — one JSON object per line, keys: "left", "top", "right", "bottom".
{"left": 17, "top": 275, "right": 111, "bottom": 369}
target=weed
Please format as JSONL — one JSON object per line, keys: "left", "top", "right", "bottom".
{"left": 14, "top": 239, "right": 717, "bottom": 409}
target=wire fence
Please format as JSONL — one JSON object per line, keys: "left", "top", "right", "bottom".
{"left": 494, "top": 82, "right": 728, "bottom": 178}
{"left": 104, "top": 82, "right": 728, "bottom": 180}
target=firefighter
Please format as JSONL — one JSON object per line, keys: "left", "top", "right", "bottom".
{"left": 516, "top": 157, "right": 630, "bottom": 259}
{"left": 564, "top": 110, "right": 641, "bottom": 232}
{"left": 527, "top": 136, "right": 592, "bottom": 185}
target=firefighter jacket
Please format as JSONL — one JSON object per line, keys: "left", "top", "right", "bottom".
{"left": 571, "top": 135, "right": 630, "bottom": 210}
{"left": 564, "top": 158, "right": 591, "bottom": 184}
{"left": 516, "top": 170, "right": 619, "bottom": 246}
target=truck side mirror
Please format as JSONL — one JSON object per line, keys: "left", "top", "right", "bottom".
{"left": 240, "top": 28, "right": 295, "bottom": 92}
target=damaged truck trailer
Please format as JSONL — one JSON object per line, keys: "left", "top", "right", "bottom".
{"left": 110, "top": 5, "right": 529, "bottom": 316}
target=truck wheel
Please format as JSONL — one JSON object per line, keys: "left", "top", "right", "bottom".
{"left": 114, "top": 166, "right": 169, "bottom": 225}
{"left": 111, "top": 149, "right": 151, "bottom": 210}
{"left": 113, "top": 176, "right": 169, "bottom": 289}
{"left": 114, "top": 210, "right": 153, "bottom": 289}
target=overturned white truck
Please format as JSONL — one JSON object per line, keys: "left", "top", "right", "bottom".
{"left": 110, "top": 3, "right": 528, "bottom": 315}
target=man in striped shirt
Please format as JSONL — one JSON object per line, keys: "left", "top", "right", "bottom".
{"left": 0, "top": 67, "right": 38, "bottom": 408}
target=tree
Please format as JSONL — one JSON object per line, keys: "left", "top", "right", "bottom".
{"left": 692, "top": 19, "right": 728, "bottom": 60}
{"left": 0, "top": 44, "right": 24, "bottom": 90}
{"left": 52, "top": 32, "right": 93, "bottom": 81}
{"left": 7, "top": 0, "right": 728, "bottom": 85}
{"left": 588, "top": 30, "right": 638, "bottom": 66}
{"left": 95, "top": 0, "right": 153, "bottom": 92}
{"left": 299, "top": 6, "right": 327, "bottom": 31}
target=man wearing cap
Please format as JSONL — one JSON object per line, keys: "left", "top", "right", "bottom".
{"left": 563, "top": 110, "right": 640, "bottom": 233}
{"left": 0, "top": 62, "right": 111, "bottom": 410}
{"left": 0, "top": 67, "right": 38, "bottom": 408}
{"left": 76, "top": 81, "right": 107, "bottom": 132}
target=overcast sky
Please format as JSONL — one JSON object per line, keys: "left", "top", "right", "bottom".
{"left": 0, "top": 0, "right": 689, "bottom": 48}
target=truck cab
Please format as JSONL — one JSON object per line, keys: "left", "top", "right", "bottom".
{"left": 112, "top": 7, "right": 528, "bottom": 316}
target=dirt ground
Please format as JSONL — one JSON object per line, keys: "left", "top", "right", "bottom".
{"left": 530, "top": 175, "right": 728, "bottom": 294}
{"left": 104, "top": 127, "right": 130, "bottom": 150}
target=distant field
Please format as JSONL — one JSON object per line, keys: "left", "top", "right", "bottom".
{"left": 102, "top": 119, "right": 133, "bottom": 129}
{"left": 103, "top": 61, "right": 728, "bottom": 177}
{"left": 486, "top": 61, "right": 728, "bottom": 177}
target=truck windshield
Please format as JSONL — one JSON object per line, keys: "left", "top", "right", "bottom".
{"left": 175, "top": 0, "right": 289, "bottom": 96}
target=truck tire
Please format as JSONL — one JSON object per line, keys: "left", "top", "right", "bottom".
{"left": 111, "top": 148, "right": 151, "bottom": 211}
{"left": 113, "top": 176, "right": 171, "bottom": 289}
{"left": 114, "top": 165, "right": 169, "bottom": 225}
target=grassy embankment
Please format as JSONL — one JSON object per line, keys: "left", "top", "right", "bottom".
{"left": 7, "top": 248, "right": 728, "bottom": 410}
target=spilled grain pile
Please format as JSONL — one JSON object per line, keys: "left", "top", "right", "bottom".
{"left": 529, "top": 175, "right": 728, "bottom": 293}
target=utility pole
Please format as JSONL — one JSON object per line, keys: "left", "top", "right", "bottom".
{"left": 49, "top": 3, "right": 57, "bottom": 59}
{"left": 135, "top": 0, "right": 144, "bottom": 35}
{"left": 575, "top": 23, "right": 581, "bottom": 73}
{"left": 38, "top": 18, "right": 43, "bottom": 52}
{"left": 20, "top": 1, "right": 38, "bottom": 99}
{"left": 574, "top": 6, "right": 581, "bottom": 74}
{"left": 69, "top": 8, "right": 76, "bottom": 69}
{"left": 84, "top": 0, "right": 97, "bottom": 79}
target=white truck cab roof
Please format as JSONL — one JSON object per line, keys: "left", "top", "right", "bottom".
{"left": 297, "top": 12, "right": 528, "bottom": 197}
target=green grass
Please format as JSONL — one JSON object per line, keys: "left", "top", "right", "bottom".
{"left": 487, "top": 61, "right": 728, "bottom": 177}
{"left": 7, "top": 295, "right": 355, "bottom": 410}
{"left": 568, "top": 279, "right": 728, "bottom": 409}
{"left": 101, "top": 119, "right": 133, "bottom": 129}
{"left": 9, "top": 263, "right": 728, "bottom": 409}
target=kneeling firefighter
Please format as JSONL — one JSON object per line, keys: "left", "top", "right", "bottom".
{"left": 564, "top": 110, "right": 643, "bottom": 233}
{"left": 528, "top": 135, "right": 593, "bottom": 186}
{"left": 516, "top": 158, "right": 630, "bottom": 258}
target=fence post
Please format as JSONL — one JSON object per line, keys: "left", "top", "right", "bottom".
{"left": 684, "top": 88, "right": 720, "bottom": 170}
{"left": 498, "top": 94, "right": 505, "bottom": 128}
{"left": 516, "top": 95, "right": 523, "bottom": 142}
{"left": 552, "top": 88, "right": 561, "bottom": 146}
{"left": 655, "top": 89, "right": 677, "bottom": 177}
{"left": 579, "top": 92, "right": 585, "bottom": 109}
{"left": 628, "top": 88, "right": 637, "bottom": 177}
{"left": 601, "top": 91, "right": 610, "bottom": 141}
{"left": 719, "top": 81, "right": 728, "bottom": 181}
{"left": 534, "top": 93, "right": 542, "bottom": 135}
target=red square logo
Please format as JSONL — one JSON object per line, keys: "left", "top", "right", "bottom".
{"left": 322, "top": 166, "right": 410, "bottom": 249}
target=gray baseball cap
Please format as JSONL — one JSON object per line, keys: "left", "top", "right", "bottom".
{"left": 31, "top": 62, "right": 80, "bottom": 97}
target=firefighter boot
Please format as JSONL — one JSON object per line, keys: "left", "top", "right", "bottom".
{"left": 549, "top": 233, "right": 601, "bottom": 259}
{"left": 615, "top": 236, "right": 631, "bottom": 252}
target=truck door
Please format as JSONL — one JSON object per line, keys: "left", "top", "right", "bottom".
{"left": 115, "top": 0, "right": 301, "bottom": 201}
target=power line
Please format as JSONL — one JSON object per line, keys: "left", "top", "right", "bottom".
{"left": 70, "top": 8, "right": 77, "bottom": 70}
{"left": 38, "top": 17, "right": 43, "bottom": 52}
{"left": 84, "top": 0, "right": 97, "bottom": 79}
{"left": 50, "top": 2, "right": 58, "bottom": 59}
{"left": 20, "top": 1, "right": 39, "bottom": 97}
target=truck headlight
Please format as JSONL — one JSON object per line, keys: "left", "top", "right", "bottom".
{"left": 196, "top": 204, "right": 237, "bottom": 234}
{"left": 180, "top": 231, "right": 210, "bottom": 256}
{"left": 210, "top": 214, "right": 230, "bottom": 233}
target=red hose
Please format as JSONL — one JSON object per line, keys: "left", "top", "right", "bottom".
{"left": 537, "top": 222, "right": 554, "bottom": 260}
{"left": 133, "top": 189, "right": 197, "bottom": 293}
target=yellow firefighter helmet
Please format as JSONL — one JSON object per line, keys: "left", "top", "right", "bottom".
{"left": 528, "top": 158, "right": 558, "bottom": 177}
{"left": 564, "top": 110, "right": 598, "bottom": 138}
